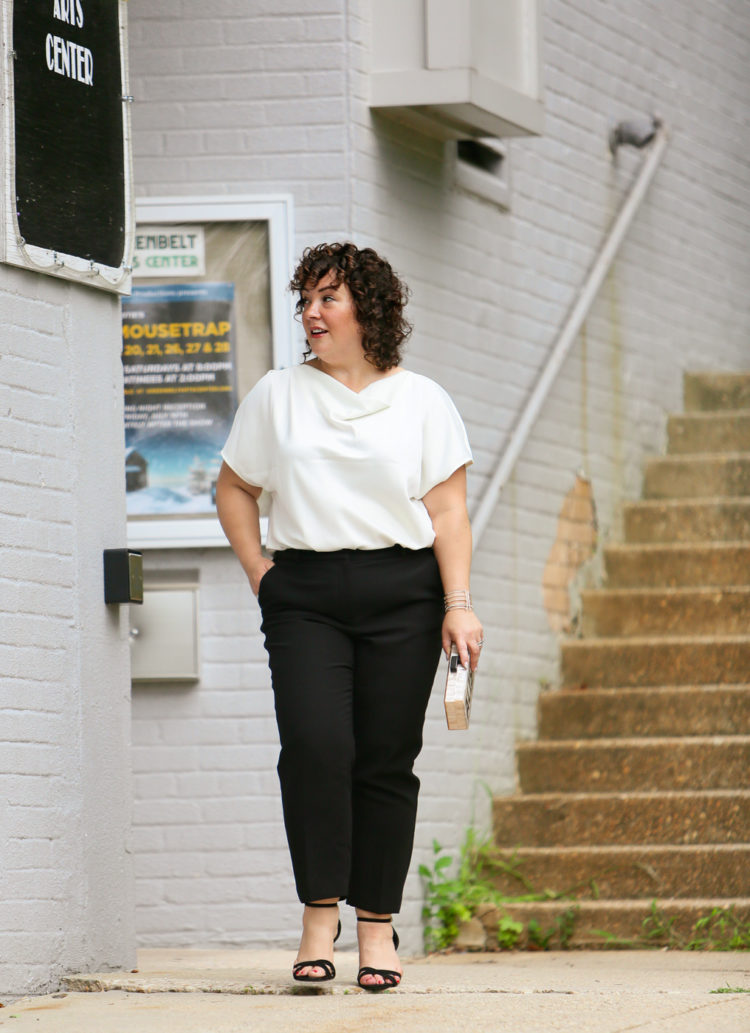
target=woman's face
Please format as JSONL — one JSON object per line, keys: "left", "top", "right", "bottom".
{"left": 300, "top": 271, "right": 364, "bottom": 362}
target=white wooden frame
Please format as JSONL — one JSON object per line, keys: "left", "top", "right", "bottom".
{"left": 126, "top": 194, "right": 295, "bottom": 550}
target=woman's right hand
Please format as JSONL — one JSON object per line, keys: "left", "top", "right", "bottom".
{"left": 248, "top": 558, "right": 275, "bottom": 597}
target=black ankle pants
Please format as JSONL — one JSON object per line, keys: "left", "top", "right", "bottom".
{"left": 258, "top": 545, "right": 444, "bottom": 914}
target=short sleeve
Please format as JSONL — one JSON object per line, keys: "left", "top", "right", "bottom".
{"left": 418, "top": 382, "right": 473, "bottom": 498}
{"left": 220, "top": 372, "right": 275, "bottom": 489}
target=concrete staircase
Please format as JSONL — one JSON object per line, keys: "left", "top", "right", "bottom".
{"left": 488, "top": 372, "right": 750, "bottom": 948}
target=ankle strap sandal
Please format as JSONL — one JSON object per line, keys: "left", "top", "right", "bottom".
{"left": 292, "top": 902, "right": 341, "bottom": 984}
{"left": 356, "top": 916, "right": 401, "bottom": 992}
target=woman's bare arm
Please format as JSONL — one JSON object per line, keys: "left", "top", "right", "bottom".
{"left": 423, "top": 466, "right": 484, "bottom": 671}
{"left": 215, "top": 461, "right": 273, "bottom": 595}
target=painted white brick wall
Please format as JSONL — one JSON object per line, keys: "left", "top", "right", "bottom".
{"left": 128, "top": 0, "right": 350, "bottom": 238}
{"left": 126, "top": 0, "right": 750, "bottom": 955}
{"left": 0, "top": 268, "right": 136, "bottom": 996}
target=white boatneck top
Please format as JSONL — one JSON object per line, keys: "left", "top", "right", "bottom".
{"left": 221, "top": 363, "right": 472, "bottom": 552}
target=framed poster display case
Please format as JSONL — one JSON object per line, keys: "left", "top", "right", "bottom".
{"left": 124, "top": 195, "right": 295, "bottom": 549}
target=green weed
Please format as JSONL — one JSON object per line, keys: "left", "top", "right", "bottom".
{"left": 496, "top": 915, "right": 524, "bottom": 950}
{"left": 419, "top": 831, "right": 501, "bottom": 951}
{"left": 421, "top": 834, "right": 750, "bottom": 954}
{"left": 419, "top": 830, "right": 580, "bottom": 952}
{"left": 593, "top": 902, "right": 750, "bottom": 951}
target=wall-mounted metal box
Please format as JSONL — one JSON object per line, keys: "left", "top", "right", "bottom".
{"left": 370, "top": 0, "right": 544, "bottom": 140}
{"left": 130, "top": 581, "right": 200, "bottom": 682}
{"left": 103, "top": 548, "right": 144, "bottom": 604}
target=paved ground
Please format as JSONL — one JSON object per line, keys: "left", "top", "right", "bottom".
{"left": 1, "top": 949, "right": 749, "bottom": 1033}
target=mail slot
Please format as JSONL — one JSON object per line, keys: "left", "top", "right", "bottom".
{"left": 130, "top": 583, "right": 199, "bottom": 682}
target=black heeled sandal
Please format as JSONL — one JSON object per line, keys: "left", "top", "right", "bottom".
{"left": 292, "top": 901, "right": 341, "bottom": 983}
{"left": 356, "top": 916, "right": 401, "bottom": 992}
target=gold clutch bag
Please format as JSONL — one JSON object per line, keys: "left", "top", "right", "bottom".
{"left": 443, "top": 649, "right": 474, "bottom": 730}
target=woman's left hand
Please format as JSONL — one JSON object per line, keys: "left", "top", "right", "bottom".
{"left": 442, "top": 609, "right": 484, "bottom": 672}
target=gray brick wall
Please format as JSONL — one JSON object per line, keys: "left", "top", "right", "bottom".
{"left": 0, "top": 268, "right": 135, "bottom": 995}
{"left": 126, "top": 0, "right": 750, "bottom": 954}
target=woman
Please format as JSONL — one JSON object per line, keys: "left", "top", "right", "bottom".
{"left": 216, "top": 242, "right": 483, "bottom": 991}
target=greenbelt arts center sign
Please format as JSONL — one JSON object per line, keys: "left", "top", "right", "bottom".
{"left": 0, "top": 0, "right": 133, "bottom": 292}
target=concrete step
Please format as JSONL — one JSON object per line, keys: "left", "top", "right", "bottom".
{"left": 538, "top": 685, "right": 750, "bottom": 739}
{"left": 623, "top": 497, "right": 750, "bottom": 545}
{"left": 668, "top": 410, "right": 750, "bottom": 454}
{"left": 643, "top": 454, "right": 750, "bottom": 499}
{"left": 604, "top": 542, "right": 750, "bottom": 588}
{"left": 492, "top": 790, "right": 749, "bottom": 846}
{"left": 684, "top": 371, "right": 750, "bottom": 412}
{"left": 561, "top": 635, "right": 750, "bottom": 688}
{"left": 478, "top": 898, "right": 750, "bottom": 949}
{"left": 624, "top": 498, "right": 750, "bottom": 542}
{"left": 580, "top": 587, "right": 750, "bottom": 637}
{"left": 489, "top": 844, "right": 750, "bottom": 900}
{"left": 517, "top": 736, "right": 750, "bottom": 793}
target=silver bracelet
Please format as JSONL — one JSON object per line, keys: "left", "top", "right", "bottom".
{"left": 444, "top": 589, "right": 472, "bottom": 613}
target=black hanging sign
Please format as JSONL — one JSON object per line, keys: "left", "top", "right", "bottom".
{"left": 12, "top": 0, "right": 127, "bottom": 270}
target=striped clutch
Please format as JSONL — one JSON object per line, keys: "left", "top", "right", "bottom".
{"left": 444, "top": 650, "right": 475, "bottom": 730}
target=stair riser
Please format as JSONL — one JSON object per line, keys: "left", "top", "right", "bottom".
{"left": 538, "top": 688, "right": 750, "bottom": 739}
{"left": 580, "top": 590, "right": 750, "bottom": 637}
{"left": 644, "top": 457, "right": 750, "bottom": 499}
{"left": 604, "top": 546, "right": 750, "bottom": 588}
{"left": 491, "top": 372, "right": 750, "bottom": 950}
{"left": 480, "top": 900, "right": 750, "bottom": 949}
{"left": 668, "top": 413, "right": 750, "bottom": 454}
{"left": 684, "top": 372, "right": 750, "bottom": 412}
{"left": 493, "top": 795, "right": 748, "bottom": 847}
{"left": 490, "top": 848, "right": 750, "bottom": 900}
{"left": 624, "top": 502, "right": 750, "bottom": 542}
{"left": 517, "top": 741, "right": 750, "bottom": 793}
{"left": 561, "top": 640, "right": 750, "bottom": 688}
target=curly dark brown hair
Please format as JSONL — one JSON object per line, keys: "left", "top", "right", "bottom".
{"left": 289, "top": 242, "right": 411, "bottom": 370}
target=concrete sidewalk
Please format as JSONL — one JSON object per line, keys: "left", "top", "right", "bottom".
{"left": 1, "top": 949, "right": 749, "bottom": 1033}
